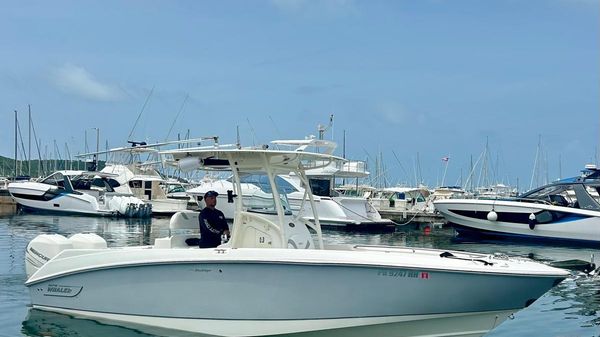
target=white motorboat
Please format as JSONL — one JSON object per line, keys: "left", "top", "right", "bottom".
{"left": 77, "top": 139, "right": 216, "bottom": 215}
{"left": 101, "top": 162, "right": 188, "bottom": 215}
{"left": 271, "top": 138, "right": 396, "bottom": 231}
{"left": 370, "top": 186, "right": 433, "bottom": 213}
{"left": 434, "top": 165, "right": 600, "bottom": 245}
{"left": 431, "top": 185, "right": 470, "bottom": 201}
{"left": 24, "top": 148, "right": 568, "bottom": 337}
{"left": 162, "top": 179, "right": 198, "bottom": 210}
{"left": 0, "top": 176, "right": 9, "bottom": 189}
{"left": 8, "top": 171, "right": 151, "bottom": 217}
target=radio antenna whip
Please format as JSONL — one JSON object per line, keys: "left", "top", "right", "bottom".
{"left": 128, "top": 85, "right": 155, "bottom": 141}
{"left": 165, "top": 93, "right": 189, "bottom": 141}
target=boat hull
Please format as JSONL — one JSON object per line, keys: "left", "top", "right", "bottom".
{"left": 434, "top": 199, "right": 600, "bottom": 244}
{"left": 8, "top": 182, "right": 110, "bottom": 216}
{"left": 148, "top": 198, "right": 188, "bottom": 215}
{"left": 27, "top": 249, "right": 564, "bottom": 337}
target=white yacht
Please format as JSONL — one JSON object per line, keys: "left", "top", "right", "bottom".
{"left": 431, "top": 185, "right": 469, "bottom": 201}
{"left": 271, "top": 138, "right": 396, "bottom": 231}
{"left": 8, "top": 171, "right": 150, "bottom": 217}
{"left": 101, "top": 161, "right": 188, "bottom": 215}
{"left": 370, "top": 186, "right": 433, "bottom": 213}
{"left": 24, "top": 147, "right": 568, "bottom": 337}
{"left": 0, "top": 176, "right": 9, "bottom": 189}
{"left": 162, "top": 179, "right": 198, "bottom": 210}
{"left": 434, "top": 165, "right": 600, "bottom": 245}
{"left": 78, "top": 141, "right": 195, "bottom": 215}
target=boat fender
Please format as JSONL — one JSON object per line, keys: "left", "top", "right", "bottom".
{"left": 528, "top": 213, "right": 536, "bottom": 230}
{"left": 25, "top": 234, "right": 73, "bottom": 278}
{"left": 487, "top": 210, "right": 498, "bottom": 221}
{"left": 108, "top": 196, "right": 120, "bottom": 213}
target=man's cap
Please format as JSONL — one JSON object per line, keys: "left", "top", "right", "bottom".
{"left": 204, "top": 190, "right": 219, "bottom": 198}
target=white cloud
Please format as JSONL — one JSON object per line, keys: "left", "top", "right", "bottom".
{"left": 376, "top": 101, "right": 414, "bottom": 126}
{"left": 270, "top": 0, "right": 357, "bottom": 15}
{"left": 51, "top": 64, "right": 123, "bottom": 101}
{"left": 558, "top": 0, "right": 599, "bottom": 5}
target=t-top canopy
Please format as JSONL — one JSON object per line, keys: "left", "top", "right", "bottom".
{"left": 162, "top": 148, "right": 346, "bottom": 174}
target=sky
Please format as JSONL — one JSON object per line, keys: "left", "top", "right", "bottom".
{"left": 0, "top": 0, "right": 598, "bottom": 191}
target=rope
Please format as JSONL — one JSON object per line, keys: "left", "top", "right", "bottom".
{"left": 330, "top": 197, "right": 400, "bottom": 226}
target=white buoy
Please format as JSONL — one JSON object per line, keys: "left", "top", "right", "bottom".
{"left": 487, "top": 210, "right": 498, "bottom": 221}
{"left": 528, "top": 213, "right": 537, "bottom": 230}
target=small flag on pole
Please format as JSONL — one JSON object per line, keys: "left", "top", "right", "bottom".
{"left": 441, "top": 156, "right": 449, "bottom": 162}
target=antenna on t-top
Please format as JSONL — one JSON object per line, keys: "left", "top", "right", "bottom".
{"left": 317, "top": 114, "right": 334, "bottom": 140}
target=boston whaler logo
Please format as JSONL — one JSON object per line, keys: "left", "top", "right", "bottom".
{"left": 44, "top": 284, "right": 83, "bottom": 297}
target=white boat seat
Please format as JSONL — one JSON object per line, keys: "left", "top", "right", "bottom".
{"left": 153, "top": 211, "right": 202, "bottom": 248}
{"left": 154, "top": 234, "right": 200, "bottom": 249}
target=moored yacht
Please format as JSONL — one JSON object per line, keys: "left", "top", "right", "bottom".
{"left": 8, "top": 170, "right": 150, "bottom": 217}
{"left": 434, "top": 165, "right": 600, "bottom": 245}
{"left": 78, "top": 141, "right": 199, "bottom": 215}
{"left": 371, "top": 186, "right": 433, "bottom": 213}
{"left": 24, "top": 147, "right": 568, "bottom": 337}
{"left": 271, "top": 137, "right": 396, "bottom": 231}
{"left": 101, "top": 162, "right": 188, "bottom": 215}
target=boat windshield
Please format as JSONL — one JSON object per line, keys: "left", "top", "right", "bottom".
{"left": 520, "top": 184, "right": 578, "bottom": 207}
{"left": 70, "top": 176, "right": 117, "bottom": 192}
{"left": 308, "top": 178, "right": 331, "bottom": 197}
{"left": 238, "top": 174, "right": 293, "bottom": 215}
{"left": 41, "top": 172, "right": 66, "bottom": 188}
{"left": 166, "top": 184, "right": 186, "bottom": 193}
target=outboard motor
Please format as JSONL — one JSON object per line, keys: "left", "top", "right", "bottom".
{"left": 25, "top": 233, "right": 108, "bottom": 279}
{"left": 142, "top": 203, "right": 152, "bottom": 217}
{"left": 25, "top": 234, "right": 72, "bottom": 278}
{"left": 108, "top": 196, "right": 150, "bottom": 218}
{"left": 68, "top": 233, "right": 107, "bottom": 249}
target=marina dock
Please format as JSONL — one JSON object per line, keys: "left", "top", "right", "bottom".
{"left": 0, "top": 189, "right": 16, "bottom": 214}
{"left": 379, "top": 209, "right": 446, "bottom": 225}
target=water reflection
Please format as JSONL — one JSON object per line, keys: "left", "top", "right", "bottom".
{"left": 22, "top": 309, "right": 157, "bottom": 337}
{"left": 3, "top": 214, "right": 166, "bottom": 247}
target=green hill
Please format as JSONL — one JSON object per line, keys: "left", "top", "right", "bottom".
{"left": 0, "top": 155, "right": 105, "bottom": 178}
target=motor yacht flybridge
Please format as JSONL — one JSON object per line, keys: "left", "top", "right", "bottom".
{"left": 271, "top": 137, "right": 396, "bottom": 231}
{"left": 434, "top": 165, "right": 600, "bottom": 245}
{"left": 25, "top": 148, "right": 568, "bottom": 337}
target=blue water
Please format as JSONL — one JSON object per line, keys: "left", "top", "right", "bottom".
{"left": 1, "top": 212, "right": 598, "bottom": 337}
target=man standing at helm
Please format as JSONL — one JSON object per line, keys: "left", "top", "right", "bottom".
{"left": 198, "top": 190, "right": 230, "bottom": 248}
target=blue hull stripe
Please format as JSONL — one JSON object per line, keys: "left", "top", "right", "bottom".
{"left": 452, "top": 223, "right": 600, "bottom": 246}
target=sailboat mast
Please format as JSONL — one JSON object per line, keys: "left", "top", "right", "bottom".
{"left": 441, "top": 154, "right": 449, "bottom": 187}
{"left": 95, "top": 128, "right": 100, "bottom": 169}
{"left": 28, "top": 105, "right": 31, "bottom": 176}
{"left": 529, "top": 135, "right": 541, "bottom": 190}
{"left": 558, "top": 155, "right": 562, "bottom": 180}
{"left": 14, "top": 110, "right": 18, "bottom": 177}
